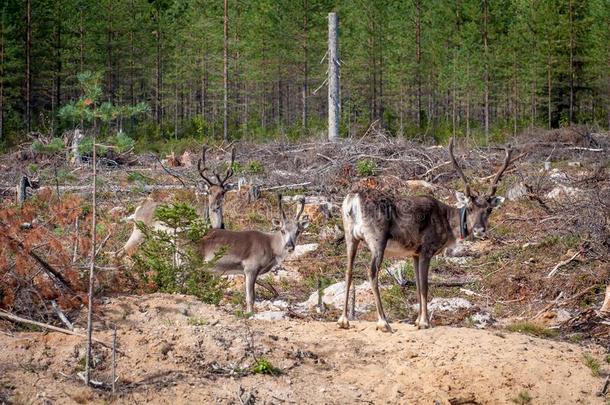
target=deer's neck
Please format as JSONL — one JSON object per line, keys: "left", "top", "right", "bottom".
{"left": 270, "top": 231, "right": 288, "bottom": 258}
{"left": 447, "top": 205, "right": 467, "bottom": 243}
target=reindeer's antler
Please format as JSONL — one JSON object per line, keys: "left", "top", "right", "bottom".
{"left": 295, "top": 197, "right": 306, "bottom": 220}
{"left": 218, "top": 146, "right": 236, "bottom": 186}
{"left": 198, "top": 145, "right": 236, "bottom": 188}
{"left": 488, "top": 144, "right": 513, "bottom": 196}
{"left": 197, "top": 145, "right": 217, "bottom": 186}
{"left": 277, "top": 194, "right": 287, "bottom": 220}
{"left": 449, "top": 137, "right": 473, "bottom": 197}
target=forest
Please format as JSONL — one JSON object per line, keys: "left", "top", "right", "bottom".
{"left": 1, "top": 0, "right": 609, "bottom": 150}
{"left": 1, "top": 1, "right": 610, "bottom": 403}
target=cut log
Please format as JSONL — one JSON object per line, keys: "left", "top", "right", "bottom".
{"left": 70, "top": 129, "right": 84, "bottom": 166}
{"left": 601, "top": 285, "right": 610, "bottom": 313}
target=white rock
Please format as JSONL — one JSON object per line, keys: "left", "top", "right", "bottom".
{"left": 251, "top": 311, "right": 287, "bottom": 321}
{"left": 413, "top": 297, "right": 472, "bottom": 313}
{"left": 507, "top": 182, "right": 529, "bottom": 201}
{"left": 549, "top": 169, "right": 569, "bottom": 184}
{"left": 546, "top": 185, "right": 580, "bottom": 200}
{"left": 301, "top": 281, "right": 375, "bottom": 313}
{"left": 285, "top": 243, "right": 319, "bottom": 261}
{"left": 471, "top": 312, "right": 493, "bottom": 329}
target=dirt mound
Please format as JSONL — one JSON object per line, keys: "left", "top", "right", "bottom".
{"left": 0, "top": 293, "right": 606, "bottom": 404}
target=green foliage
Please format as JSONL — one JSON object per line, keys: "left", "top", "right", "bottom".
{"left": 32, "top": 138, "right": 64, "bottom": 155}
{"left": 132, "top": 202, "right": 226, "bottom": 304}
{"left": 505, "top": 321, "right": 559, "bottom": 339}
{"left": 355, "top": 159, "right": 377, "bottom": 177}
{"left": 246, "top": 160, "right": 264, "bottom": 175}
{"left": 250, "top": 358, "right": 281, "bottom": 376}
{"left": 112, "top": 132, "right": 136, "bottom": 153}
{"left": 511, "top": 390, "right": 532, "bottom": 405}
{"left": 582, "top": 353, "right": 601, "bottom": 377}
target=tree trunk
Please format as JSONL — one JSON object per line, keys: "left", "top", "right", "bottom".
{"left": 302, "top": 0, "right": 308, "bottom": 134}
{"left": 328, "top": 12, "right": 340, "bottom": 142}
{"left": 53, "top": 11, "right": 61, "bottom": 134}
{"left": 85, "top": 133, "right": 97, "bottom": 385}
{"left": 155, "top": 8, "right": 162, "bottom": 126}
{"left": 25, "top": 0, "right": 32, "bottom": 132}
{"left": 223, "top": 0, "right": 229, "bottom": 141}
{"left": 547, "top": 54, "right": 552, "bottom": 129}
{"left": 482, "top": 0, "right": 490, "bottom": 143}
{"left": 107, "top": 2, "right": 114, "bottom": 103}
{"left": 0, "top": 15, "right": 4, "bottom": 143}
{"left": 568, "top": 0, "right": 574, "bottom": 124}
{"left": 415, "top": 0, "right": 422, "bottom": 129}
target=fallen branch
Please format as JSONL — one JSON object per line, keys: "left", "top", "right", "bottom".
{"left": 0, "top": 310, "right": 120, "bottom": 353}
{"left": 547, "top": 250, "right": 583, "bottom": 278}
{"left": 260, "top": 182, "right": 311, "bottom": 192}
{"left": 51, "top": 300, "right": 74, "bottom": 330}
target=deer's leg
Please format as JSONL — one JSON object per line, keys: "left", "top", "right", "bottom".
{"left": 244, "top": 270, "right": 257, "bottom": 314}
{"left": 412, "top": 256, "right": 421, "bottom": 327}
{"left": 369, "top": 242, "right": 391, "bottom": 333}
{"left": 338, "top": 236, "right": 360, "bottom": 329}
{"left": 417, "top": 256, "right": 431, "bottom": 329}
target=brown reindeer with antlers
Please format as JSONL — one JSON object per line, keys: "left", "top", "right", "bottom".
{"left": 117, "top": 145, "right": 236, "bottom": 258}
{"left": 197, "top": 145, "right": 236, "bottom": 230}
{"left": 197, "top": 195, "right": 310, "bottom": 313}
{"left": 338, "top": 138, "right": 513, "bottom": 332}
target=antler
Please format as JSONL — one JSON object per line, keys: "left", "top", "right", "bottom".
{"left": 197, "top": 145, "right": 236, "bottom": 187}
{"left": 197, "top": 145, "right": 217, "bottom": 186}
{"left": 488, "top": 144, "right": 513, "bottom": 196}
{"left": 277, "top": 194, "right": 286, "bottom": 220}
{"left": 295, "top": 197, "right": 306, "bottom": 220}
{"left": 449, "top": 137, "right": 473, "bottom": 197}
{"left": 217, "top": 146, "right": 236, "bottom": 186}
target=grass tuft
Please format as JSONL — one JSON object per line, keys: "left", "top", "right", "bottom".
{"left": 505, "top": 321, "right": 558, "bottom": 339}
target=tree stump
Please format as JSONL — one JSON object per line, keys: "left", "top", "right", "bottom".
{"left": 601, "top": 285, "right": 610, "bottom": 313}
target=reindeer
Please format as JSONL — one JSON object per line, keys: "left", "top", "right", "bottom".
{"left": 116, "top": 145, "right": 235, "bottom": 259}
{"left": 338, "top": 138, "right": 513, "bottom": 332}
{"left": 197, "top": 145, "right": 235, "bottom": 229}
{"left": 196, "top": 195, "right": 310, "bottom": 313}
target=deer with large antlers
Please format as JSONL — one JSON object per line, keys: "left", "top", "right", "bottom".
{"left": 338, "top": 138, "right": 513, "bottom": 332}
{"left": 196, "top": 195, "right": 310, "bottom": 313}
{"left": 197, "top": 145, "right": 235, "bottom": 229}
{"left": 117, "top": 145, "right": 236, "bottom": 258}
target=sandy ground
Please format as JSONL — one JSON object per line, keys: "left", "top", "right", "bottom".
{"left": 0, "top": 293, "right": 607, "bottom": 405}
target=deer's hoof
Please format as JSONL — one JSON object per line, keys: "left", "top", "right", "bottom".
{"left": 337, "top": 315, "right": 350, "bottom": 329}
{"left": 376, "top": 319, "right": 392, "bottom": 333}
{"left": 416, "top": 320, "right": 430, "bottom": 329}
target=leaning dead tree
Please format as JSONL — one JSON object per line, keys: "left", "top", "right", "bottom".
{"left": 328, "top": 12, "right": 340, "bottom": 142}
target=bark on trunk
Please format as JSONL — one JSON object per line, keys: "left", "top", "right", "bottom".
{"left": 223, "top": 0, "right": 229, "bottom": 141}
{"left": 328, "top": 12, "right": 340, "bottom": 142}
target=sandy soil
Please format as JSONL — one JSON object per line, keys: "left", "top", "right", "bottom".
{"left": 0, "top": 293, "right": 606, "bottom": 405}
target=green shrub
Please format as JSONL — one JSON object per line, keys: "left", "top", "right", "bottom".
{"left": 582, "top": 353, "right": 601, "bottom": 376}
{"left": 132, "top": 202, "right": 227, "bottom": 304}
{"left": 511, "top": 390, "right": 532, "bottom": 404}
{"left": 355, "top": 159, "right": 377, "bottom": 177}
{"left": 251, "top": 358, "right": 280, "bottom": 375}
{"left": 32, "top": 138, "right": 64, "bottom": 155}
{"left": 112, "top": 132, "right": 135, "bottom": 153}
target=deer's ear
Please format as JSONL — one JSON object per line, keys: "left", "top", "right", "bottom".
{"left": 299, "top": 215, "right": 311, "bottom": 230}
{"left": 455, "top": 191, "right": 470, "bottom": 208}
{"left": 489, "top": 196, "right": 505, "bottom": 209}
{"left": 271, "top": 218, "right": 282, "bottom": 229}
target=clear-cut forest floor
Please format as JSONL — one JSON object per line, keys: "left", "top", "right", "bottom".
{"left": 0, "top": 293, "right": 607, "bottom": 405}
